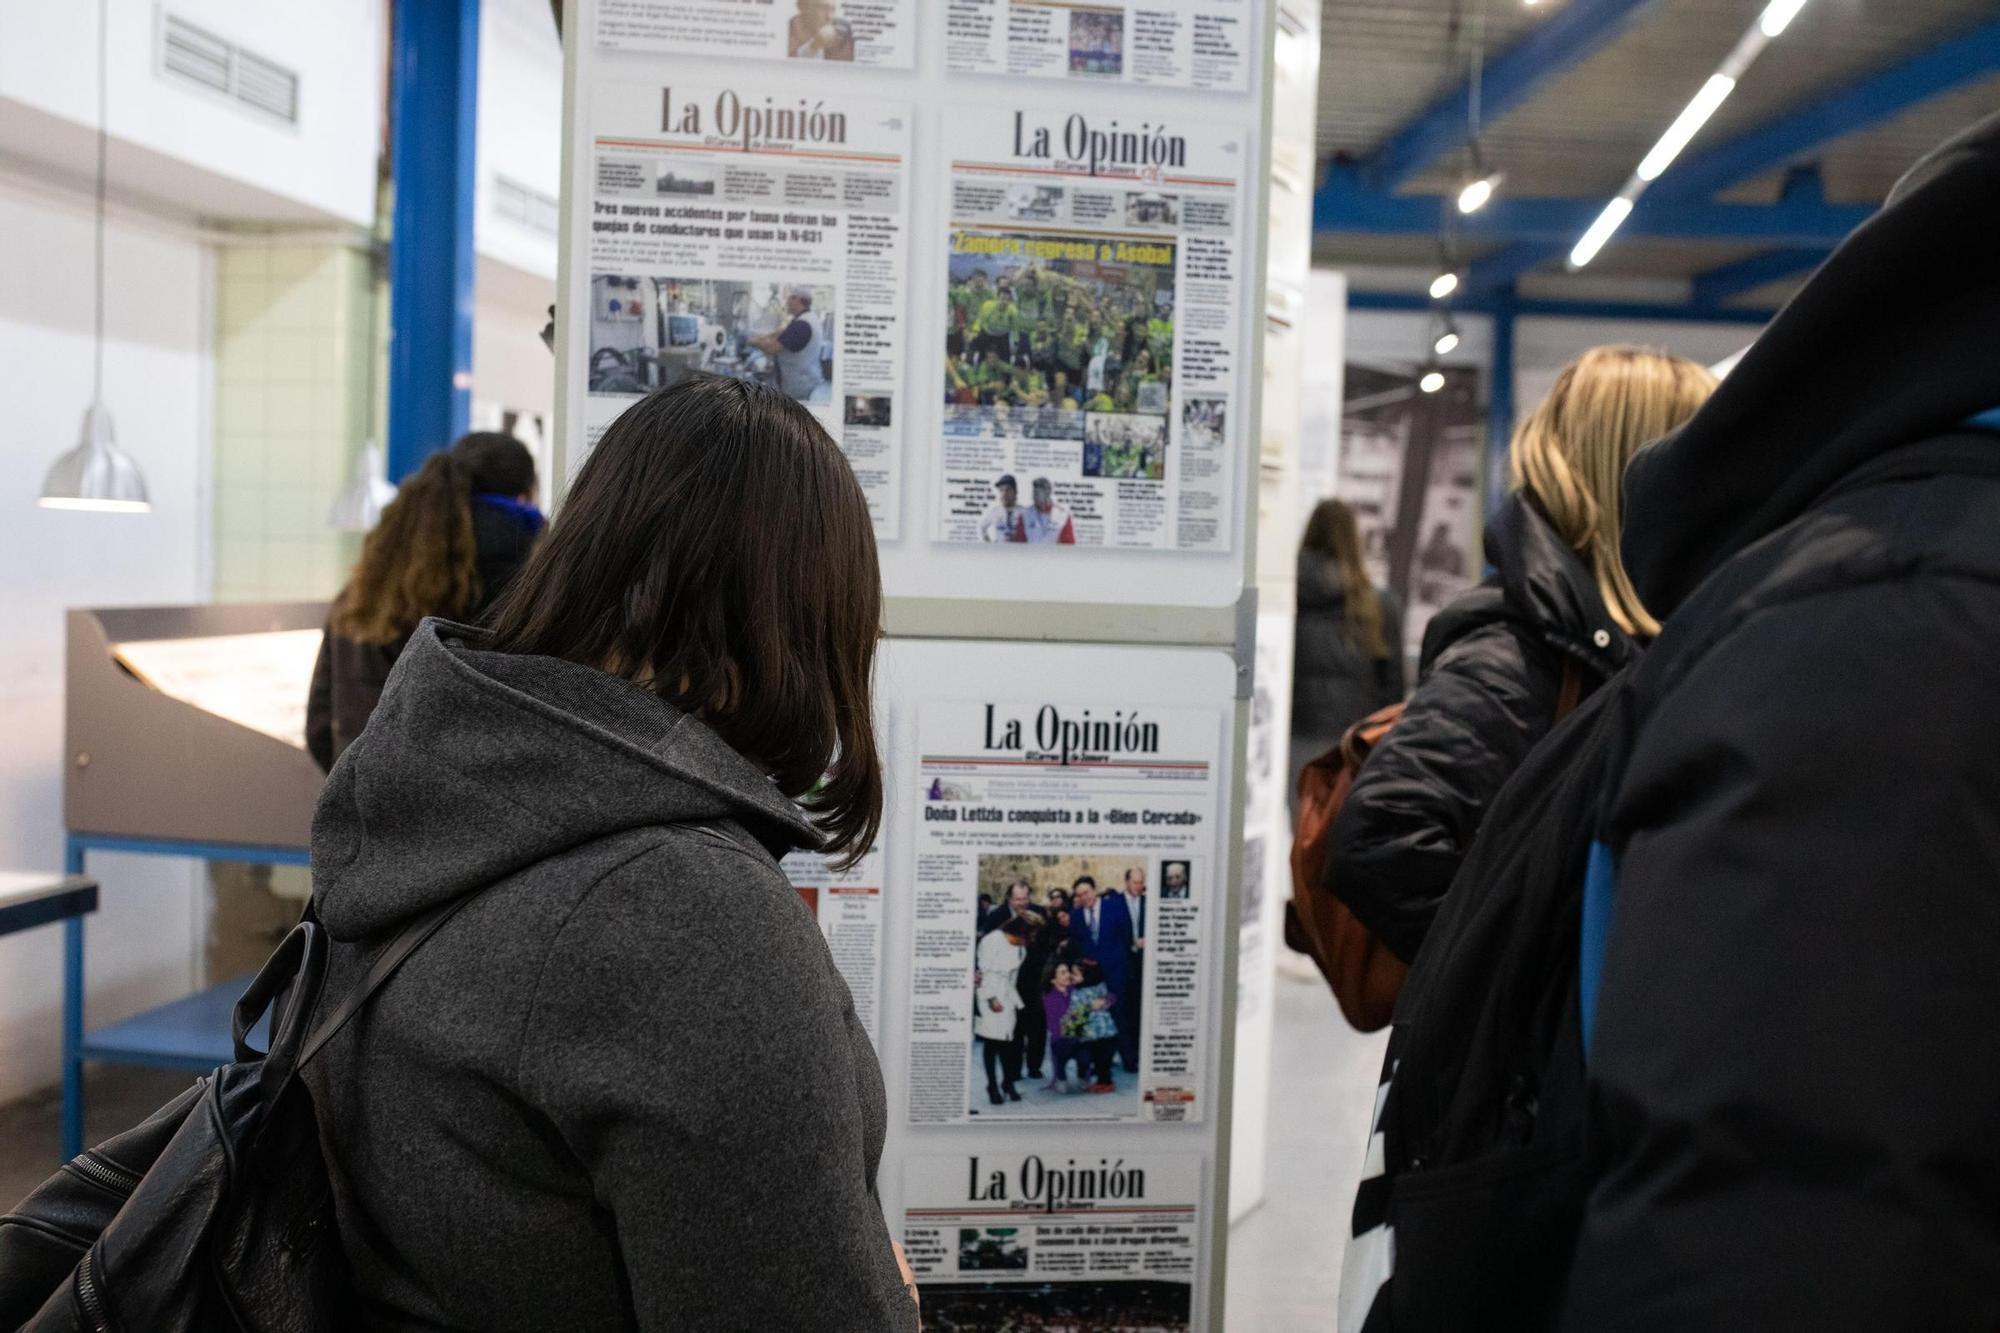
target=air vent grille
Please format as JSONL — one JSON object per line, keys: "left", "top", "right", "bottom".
{"left": 158, "top": 14, "right": 300, "bottom": 127}
{"left": 495, "top": 174, "right": 561, "bottom": 238}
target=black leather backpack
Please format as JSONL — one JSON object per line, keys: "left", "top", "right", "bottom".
{"left": 0, "top": 897, "right": 467, "bottom": 1332}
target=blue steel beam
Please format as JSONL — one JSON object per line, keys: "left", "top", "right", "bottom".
{"left": 387, "top": 0, "right": 481, "bottom": 482}
{"left": 1458, "top": 17, "right": 2000, "bottom": 292}
{"left": 1366, "top": 0, "right": 1664, "bottom": 190}
{"left": 1346, "top": 289, "right": 1777, "bottom": 325}
{"left": 1313, "top": 165, "right": 1870, "bottom": 244}
{"left": 1689, "top": 247, "right": 1826, "bottom": 306}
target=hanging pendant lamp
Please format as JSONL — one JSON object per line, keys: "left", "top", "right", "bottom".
{"left": 40, "top": 0, "right": 149, "bottom": 514}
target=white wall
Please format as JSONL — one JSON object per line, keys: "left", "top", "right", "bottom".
{"left": 1513, "top": 316, "right": 1753, "bottom": 412}
{"left": 0, "top": 177, "right": 211, "bottom": 1103}
{"left": 0, "top": 0, "right": 384, "bottom": 227}
{"left": 475, "top": 0, "right": 564, "bottom": 280}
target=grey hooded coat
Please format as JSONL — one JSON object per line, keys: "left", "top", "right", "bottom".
{"left": 303, "top": 620, "right": 915, "bottom": 1332}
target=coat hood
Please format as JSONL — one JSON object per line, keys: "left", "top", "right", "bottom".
{"left": 1422, "top": 492, "right": 1633, "bottom": 673}
{"left": 311, "top": 620, "right": 820, "bottom": 941}
{"left": 1621, "top": 108, "right": 2000, "bottom": 619}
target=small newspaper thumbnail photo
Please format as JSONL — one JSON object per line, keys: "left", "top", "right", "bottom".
{"left": 587, "top": 274, "right": 835, "bottom": 406}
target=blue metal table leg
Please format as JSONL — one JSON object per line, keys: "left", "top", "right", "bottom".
{"left": 62, "top": 838, "right": 86, "bottom": 1159}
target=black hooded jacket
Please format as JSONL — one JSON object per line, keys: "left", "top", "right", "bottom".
{"left": 1563, "top": 110, "right": 2000, "bottom": 1330}
{"left": 1326, "top": 494, "right": 1634, "bottom": 962}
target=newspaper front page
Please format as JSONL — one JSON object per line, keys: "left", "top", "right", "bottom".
{"left": 580, "top": 79, "right": 911, "bottom": 534}
{"left": 906, "top": 700, "right": 1221, "bottom": 1125}
{"left": 946, "top": 1, "right": 1254, "bottom": 91}
{"left": 782, "top": 844, "right": 886, "bottom": 1043}
{"left": 903, "top": 1151, "right": 1202, "bottom": 1331}
{"left": 595, "top": 0, "right": 916, "bottom": 67}
{"left": 939, "top": 105, "right": 1246, "bottom": 552}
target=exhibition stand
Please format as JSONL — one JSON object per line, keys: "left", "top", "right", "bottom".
{"left": 554, "top": 3, "right": 1297, "bottom": 1323}
{"left": 58, "top": 602, "right": 326, "bottom": 1157}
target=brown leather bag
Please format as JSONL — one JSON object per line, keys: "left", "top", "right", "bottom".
{"left": 1286, "top": 661, "right": 1583, "bottom": 1032}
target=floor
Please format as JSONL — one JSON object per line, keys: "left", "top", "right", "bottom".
{"left": 0, "top": 971, "right": 1383, "bottom": 1332}
{"left": 1225, "top": 970, "right": 1390, "bottom": 1331}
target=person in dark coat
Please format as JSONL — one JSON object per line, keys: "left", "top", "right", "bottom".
{"left": 305, "top": 377, "right": 917, "bottom": 1330}
{"left": 1325, "top": 346, "right": 1715, "bottom": 965}
{"left": 1069, "top": 876, "right": 1134, "bottom": 999}
{"left": 1290, "top": 497, "right": 1406, "bottom": 810}
{"left": 1563, "top": 109, "right": 2000, "bottom": 1331}
{"left": 305, "top": 431, "right": 542, "bottom": 772}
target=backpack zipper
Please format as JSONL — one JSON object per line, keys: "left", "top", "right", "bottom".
{"left": 66, "top": 1152, "right": 141, "bottom": 1196}
{"left": 77, "top": 1246, "right": 112, "bottom": 1333}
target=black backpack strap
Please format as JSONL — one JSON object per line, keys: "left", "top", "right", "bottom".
{"left": 294, "top": 892, "right": 479, "bottom": 1071}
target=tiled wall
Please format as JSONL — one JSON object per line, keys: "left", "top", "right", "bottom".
{"left": 212, "top": 243, "right": 377, "bottom": 601}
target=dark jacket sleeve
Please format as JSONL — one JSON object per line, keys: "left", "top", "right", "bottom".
{"left": 306, "top": 626, "right": 335, "bottom": 773}
{"left": 1325, "top": 618, "right": 1562, "bottom": 961}
{"left": 520, "top": 847, "right": 917, "bottom": 1332}
{"left": 1563, "top": 591, "right": 2000, "bottom": 1330}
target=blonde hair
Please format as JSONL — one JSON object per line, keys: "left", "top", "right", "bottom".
{"left": 1509, "top": 345, "right": 1717, "bottom": 638}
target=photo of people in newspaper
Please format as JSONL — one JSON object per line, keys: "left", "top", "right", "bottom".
{"left": 943, "top": 232, "right": 1176, "bottom": 543}
{"left": 969, "top": 854, "right": 1155, "bottom": 1116}
{"left": 786, "top": 0, "right": 857, "bottom": 60}
{"left": 588, "top": 275, "right": 835, "bottom": 405}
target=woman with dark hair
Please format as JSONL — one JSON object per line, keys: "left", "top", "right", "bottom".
{"left": 302, "top": 378, "right": 917, "bottom": 1330}
{"left": 1289, "top": 498, "right": 1404, "bottom": 811}
{"left": 305, "top": 431, "right": 541, "bottom": 771}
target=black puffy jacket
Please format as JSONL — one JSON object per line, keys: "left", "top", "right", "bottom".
{"left": 1564, "top": 110, "right": 2000, "bottom": 1330}
{"left": 1326, "top": 494, "right": 1633, "bottom": 963}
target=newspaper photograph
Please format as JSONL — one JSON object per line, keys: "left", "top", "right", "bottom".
{"left": 938, "top": 106, "right": 1246, "bottom": 552}
{"left": 781, "top": 843, "right": 885, "bottom": 1044}
{"left": 594, "top": 0, "right": 915, "bottom": 67}
{"left": 579, "top": 79, "right": 911, "bottom": 534}
{"left": 906, "top": 701, "right": 1222, "bottom": 1125}
{"left": 903, "top": 1152, "right": 1202, "bottom": 1332}
{"left": 945, "top": 0, "right": 1253, "bottom": 92}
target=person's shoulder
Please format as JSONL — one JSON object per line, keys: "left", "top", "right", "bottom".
{"left": 571, "top": 826, "right": 815, "bottom": 953}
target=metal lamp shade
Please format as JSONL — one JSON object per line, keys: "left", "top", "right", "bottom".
{"left": 39, "top": 403, "right": 150, "bottom": 513}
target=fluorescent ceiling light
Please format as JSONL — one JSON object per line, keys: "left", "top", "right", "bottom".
{"left": 1429, "top": 271, "right": 1460, "bottom": 299}
{"left": 1759, "top": 0, "right": 1810, "bottom": 38}
{"left": 1570, "top": 197, "right": 1634, "bottom": 269}
{"left": 1637, "top": 74, "right": 1737, "bottom": 182}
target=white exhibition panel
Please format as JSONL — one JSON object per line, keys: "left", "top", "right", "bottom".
{"left": 556, "top": 1, "right": 1270, "bottom": 609}
{"left": 875, "top": 638, "right": 1241, "bottom": 1329}
{"left": 555, "top": 6, "right": 1273, "bottom": 1324}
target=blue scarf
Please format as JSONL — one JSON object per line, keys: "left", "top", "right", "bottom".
{"left": 473, "top": 492, "right": 546, "bottom": 533}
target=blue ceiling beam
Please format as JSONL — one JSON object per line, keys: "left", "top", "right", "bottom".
{"left": 1313, "top": 166, "right": 1871, "bottom": 244}
{"left": 1347, "top": 289, "right": 1777, "bottom": 326}
{"left": 1663, "top": 16, "right": 2000, "bottom": 199}
{"left": 1456, "top": 16, "right": 2000, "bottom": 291}
{"left": 1689, "top": 247, "right": 1827, "bottom": 306}
{"left": 1365, "top": 0, "right": 1665, "bottom": 190}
